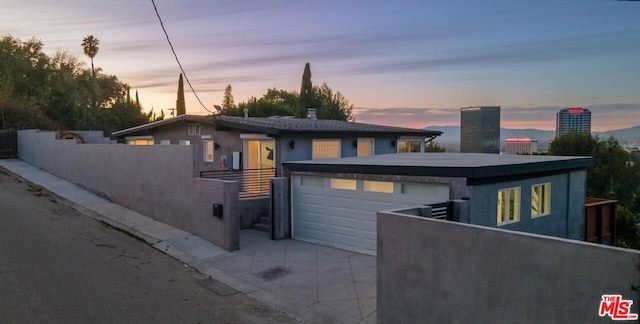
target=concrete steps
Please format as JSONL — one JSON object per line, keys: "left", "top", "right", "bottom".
{"left": 252, "top": 216, "right": 271, "bottom": 233}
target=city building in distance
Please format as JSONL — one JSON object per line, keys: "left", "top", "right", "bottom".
{"left": 505, "top": 137, "right": 538, "bottom": 155}
{"left": 556, "top": 108, "right": 591, "bottom": 137}
{"left": 460, "top": 106, "right": 500, "bottom": 153}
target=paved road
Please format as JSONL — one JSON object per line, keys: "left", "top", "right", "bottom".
{"left": 0, "top": 169, "right": 300, "bottom": 324}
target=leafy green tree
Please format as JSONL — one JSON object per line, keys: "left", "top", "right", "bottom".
{"left": 590, "top": 137, "right": 633, "bottom": 202}
{"left": 0, "top": 36, "right": 49, "bottom": 101}
{"left": 230, "top": 89, "right": 298, "bottom": 117}
{"left": 548, "top": 131, "right": 597, "bottom": 156}
{"left": 426, "top": 141, "right": 446, "bottom": 152}
{"left": 616, "top": 206, "right": 640, "bottom": 249}
{"left": 176, "top": 73, "right": 186, "bottom": 115}
{"left": 222, "top": 84, "right": 236, "bottom": 111}
{"left": 310, "top": 83, "right": 354, "bottom": 121}
{"left": 299, "top": 62, "right": 313, "bottom": 117}
{"left": 0, "top": 34, "right": 152, "bottom": 133}
{"left": 81, "top": 35, "right": 99, "bottom": 77}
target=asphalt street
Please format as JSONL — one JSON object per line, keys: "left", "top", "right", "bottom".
{"left": 0, "top": 168, "right": 300, "bottom": 324}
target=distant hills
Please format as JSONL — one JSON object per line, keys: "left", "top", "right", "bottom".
{"left": 424, "top": 125, "right": 640, "bottom": 152}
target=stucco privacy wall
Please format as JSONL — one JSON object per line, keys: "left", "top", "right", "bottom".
{"left": 17, "top": 130, "right": 239, "bottom": 251}
{"left": 377, "top": 210, "right": 640, "bottom": 324}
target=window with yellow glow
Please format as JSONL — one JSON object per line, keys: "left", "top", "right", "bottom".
{"left": 127, "top": 139, "right": 154, "bottom": 145}
{"left": 357, "top": 138, "right": 374, "bottom": 157}
{"left": 363, "top": 180, "right": 394, "bottom": 193}
{"left": 312, "top": 139, "right": 340, "bottom": 159}
{"left": 497, "top": 187, "right": 520, "bottom": 225}
{"left": 531, "top": 183, "right": 551, "bottom": 217}
{"left": 204, "top": 140, "right": 214, "bottom": 162}
{"left": 330, "top": 178, "right": 357, "bottom": 190}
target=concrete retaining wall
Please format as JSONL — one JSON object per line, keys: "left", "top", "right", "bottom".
{"left": 18, "top": 130, "right": 239, "bottom": 251}
{"left": 377, "top": 210, "right": 640, "bottom": 323}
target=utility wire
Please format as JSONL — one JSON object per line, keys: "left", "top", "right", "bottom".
{"left": 150, "top": 0, "right": 214, "bottom": 114}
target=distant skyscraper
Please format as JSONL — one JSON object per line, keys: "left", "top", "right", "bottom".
{"left": 460, "top": 106, "right": 500, "bottom": 154}
{"left": 556, "top": 108, "right": 591, "bottom": 137}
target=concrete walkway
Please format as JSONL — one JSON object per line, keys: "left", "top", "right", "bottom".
{"left": 0, "top": 160, "right": 376, "bottom": 324}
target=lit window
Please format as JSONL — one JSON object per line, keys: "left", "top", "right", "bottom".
{"left": 126, "top": 136, "right": 154, "bottom": 145}
{"left": 497, "top": 187, "right": 521, "bottom": 225}
{"left": 301, "top": 176, "right": 324, "bottom": 187}
{"left": 128, "top": 139, "right": 154, "bottom": 145}
{"left": 363, "top": 180, "right": 393, "bottom": 193}
{"left": 204, "top": 140, "right": 214, "bottom": 162}
{"left": 160, "top": 140, "right": 170, "bottom": 145}
{"left": 398, "top": 138, "right": 423, "bottom": 153}
{"left": 312, "top": 139, "right": 340, "bottom": 159}
{"left": 188, "top": 123, "right": 201, "bottom": 136}
{"left": 357, "top": 138, "right": 374, "bottom": 157}
{"left": 330, "top": 178, "right": 356, "bottom": 190}
{"left": 179, "top": 140, "right": 190, "bottom": 146}
{"left": 531, "top": 183, "right": 551, "bottom": 217}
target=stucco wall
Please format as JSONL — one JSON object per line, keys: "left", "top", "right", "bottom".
{"left": 468, "top": 172, "right": 585, "bottom": 239}
{"left": 276, "top": 134, "right": 400, "bottom": 175}
{"left": 18, "top": 129, "right": 240, "bottom": 251}
{"left": 377, "top": 210, "right": 640, "bottom": 324}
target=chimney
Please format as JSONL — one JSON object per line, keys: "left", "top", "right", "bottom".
{"left": 307, "top": 108, "right": 317, "bottom": 119}
{"left": 243, "top": 108, "right": 248, "bottom": 118}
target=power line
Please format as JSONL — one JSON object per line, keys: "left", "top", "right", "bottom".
{"left": 150, "top": 0, "right": 214, "bottom": 114}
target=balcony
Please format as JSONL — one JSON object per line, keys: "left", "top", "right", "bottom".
{"left": 201, "top": 168, "right": 275, "bottom": 199}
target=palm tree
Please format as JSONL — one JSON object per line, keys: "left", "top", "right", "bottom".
{"left": 81, "top": 35, "right": 100, "bottom": 76}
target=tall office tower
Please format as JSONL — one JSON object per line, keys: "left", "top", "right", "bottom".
{"left": 460, "top": 106, "right": 501, "bottom": 153}
{"left": 556, "top": 108, "right": 591, "bottom": 137}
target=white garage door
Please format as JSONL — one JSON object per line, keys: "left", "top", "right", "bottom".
{"left": 291, "top": 175, "right": 449, "bottom": 254}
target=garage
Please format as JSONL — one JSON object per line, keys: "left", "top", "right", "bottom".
{"left": 291, "top": 174, "right": 449, "bottom": 254}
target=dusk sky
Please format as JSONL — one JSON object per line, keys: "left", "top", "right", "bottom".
{"left": 2, "top": 0, "right": 639, "bottom": 131}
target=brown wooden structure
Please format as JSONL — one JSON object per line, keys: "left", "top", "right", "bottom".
{"left": 585, "top": 197, "right": 617, "bottom": 245}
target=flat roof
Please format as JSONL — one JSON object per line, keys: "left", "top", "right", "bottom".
{"left": 283, "top": 153, "right": 592, "bottom": 181}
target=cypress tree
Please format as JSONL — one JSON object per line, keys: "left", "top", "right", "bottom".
{"left": 176, "top": 73, "right": 186, "bottom": 115}
{"left": 299, "top": 62, "right": 313, "bottom": 117}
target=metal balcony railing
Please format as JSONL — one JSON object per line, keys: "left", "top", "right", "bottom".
{"left": 200, "top": 168, "right": 276, "bottom": 198}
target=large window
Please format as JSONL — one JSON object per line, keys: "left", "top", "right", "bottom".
{"left": 330, "top": 178, "right": 356, "bottom": 190}
{"left": 531, "top": 183, "right": 551, "bottom": 217}
{"left": 126, "top": 136, "right": 154, "bottom": 145}
{"left": 188, "top": 123, "right": 201, "bottom": 136}
{"left": 357, "top": 138, "right": 374, "bottom": 157}
{"left": 204, "top": 140, "right": 214, "bottom": 162}
{"left": 363, "top": 180, "right": 393, "bottom": 193}
{"left": 398, "top": 138, "right": 423, "bottom": 153}
{"left": 497, "top": 187, "right": 520, "bottom": 225}
{"left": 313, "top": 139, "right": 340, "bottom": 159}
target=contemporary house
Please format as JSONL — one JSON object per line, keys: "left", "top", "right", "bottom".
{"left": 111, "top": 114, "right": 443, "bottom": 196}
{"left": 282, "top": 153, "right": 592, "bottom": 254}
